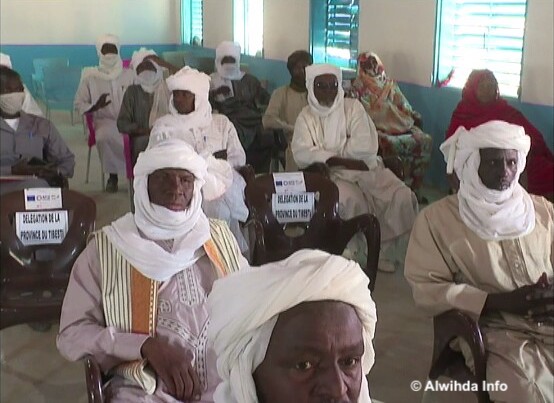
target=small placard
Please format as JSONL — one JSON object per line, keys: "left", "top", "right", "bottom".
{"left": 24, "top": 188, "right": 62, "bottom": 210}
{"left": 15, "top": 210, "right": 68, "bottom": 246}
{"left": 273, "top": 172, "right": 306, "bottom": 194}
{"left": 272, "top": 192, "right": 315, "bottom": 224}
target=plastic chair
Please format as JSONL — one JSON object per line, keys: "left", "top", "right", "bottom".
{"left": 243, "top": 172, "right": 380, "bottom": 291}
{"left": 31, "top": 57, "right": 69, "bottom": 100}
{"left": 42, "top": 65, "right": 81, "bottom": 122}
{"left": 84, "top": 113, "right": 105, "bottom": 190}
{"left": 84, "top": 355, "right": 106, "bottom": 403}
{"left": 429, "top": 310, "right": 490, "bottom": 403}
{"left": 185, "top": 55, "right": 215, "bottom": 74}
{"left": 161, "top": 51, "right": 187, "bottom": 68}
{"left": 0, "top": 189, "right": 96, "bottom": 330}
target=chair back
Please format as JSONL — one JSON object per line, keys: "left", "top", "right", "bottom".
{"left": 185, "top": 55, "right": 214, "bottom": 74}
{"left": 162, "top": 51, "right": 188, "bottom": 68}
{"left": 42, "top": 65, "right": 82, "bottom": 111}
{"left": 0, "top": 189, "right": 96, "bottom": 330}
{"left": 245, "top": 172, "right": 380, "bottom": 289}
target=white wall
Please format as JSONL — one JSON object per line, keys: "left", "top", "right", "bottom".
{"left": 203, "top": 0, "right": 233, "bottom": 48}
{"left": 0, "top": 0, "right": 180, "bottom": 44}
{"left": 264, "top": 0, "right": 310, "bottom": 61}
{"left": 521, "top": 0, "right": 554, "bottom": 106}
{"left": 358, "top": 0, "right": 436, "bottom": 87}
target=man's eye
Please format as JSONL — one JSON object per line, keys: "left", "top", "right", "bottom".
{"left": 294, "top": 361, "right": 313, "bottom": 371}
{"left": 341, "top": 357, "right": 361, "bottom": 368}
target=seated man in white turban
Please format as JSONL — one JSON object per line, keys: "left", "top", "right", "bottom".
{"left": 209, "top": 41, "right": 274, "bottom": 173}
{"left": 153, "top": 66, "right": 249, "bottom": 252}
{"left": 74, "top": 34, "right": 135, "bottom": 192}
{"left": 405, "top": 120, "right": 553, "bottom": 403}
{"left": 292, "top": 64, "right": 418, "bottom": 273}
{"left": 117, "top": 48, "right": 178, "bottom": 166}
{"left": 57, "top": 137, "right": 248, "bottom": 402}
{"left": 208, "top": 249, "right": 377, "bottom": 403}
{"left": 0, "top": 52, "right": 43, "bottom": 116}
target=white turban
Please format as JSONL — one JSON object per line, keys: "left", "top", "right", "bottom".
{"left": 165, "top": 66, "right": 213, "bottom": 130}
{"left": 95, "top": 33, "right": 121, "bottom": 56}
{"left": 0, "top": 53, "right": 12, "bottom": 68}
{"left": 214, "top": 41, "right": 244, "bottom": 81}
{"left": 440, "top": 120, "right": 535, "bottom": 240}
{"left": 130, "top": 47, "right": 157, "bottom": 71}
{"left": 103, "top": 139, "right": 218, "bottom": 281}
{"left": 305, "top": 63, "right": 344, "bottom": 117}
{"left": 208, "top": 249, "right": 377, "bottom": 403}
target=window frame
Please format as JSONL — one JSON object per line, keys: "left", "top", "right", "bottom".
{"left": 181, "top": 0, "right": 203, "bottom": 46}
{"left": 233, "top": 0, "right": 264, "bottom": 57}
{"left": 433, "top": 0, "right": 528, "bottom": 98}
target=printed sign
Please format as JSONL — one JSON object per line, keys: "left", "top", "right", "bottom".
{"left": 24, "top": 188, "right": 62, "bottom": 210}
{"left": 273, "top": 172, "right": 306, "bottom": 194}
{"left": 15, "top": 210, "right": 68, "bottom": 246}
{"left": 272, "top": 192, "right": 315, "bottom": 224}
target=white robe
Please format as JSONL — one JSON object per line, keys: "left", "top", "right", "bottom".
{"left": 292, "top": 98, "right": 418, "bottom": 243}
{"left": 74, "top": 69, "right": 135, "bottom": 174}
{"left": 155, "top": 113, "right": 249, "bottom": 252}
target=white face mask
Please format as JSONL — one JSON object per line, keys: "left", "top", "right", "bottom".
{"left": 100, "top": 53, "right": 120, "bottom": 69}
{"left": 0, "top": 91, "right": 25, "bottom": 115}
{"left": 138, "top": 70, "right": 159, "bottom": 86}
{"left": 221, "top": 63, "right": 237, "bottom": 77}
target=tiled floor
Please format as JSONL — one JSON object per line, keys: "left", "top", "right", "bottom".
{"left": 0, "top": 110, "right": 476, "bottom": 403}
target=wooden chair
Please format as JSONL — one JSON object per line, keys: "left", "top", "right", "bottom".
{"left": 0, "top": 189, "right": 96, "bottom": 330}
{"left": 429, "top": 309, "right": 490, "bottom": 403}
{"left": 244, "top": 172, "right": 380, "bottom": 291}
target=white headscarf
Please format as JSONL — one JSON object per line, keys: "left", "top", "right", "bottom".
{"left": 215, "top": 41, "right": 245, "bottom": 81}
{"left": 0, "top": 53, "right": 12, "bottom": 68}
{"left": 304, "top": 63, "right": 349, "bottom": 153}
{"left": 440, "top": 120, "right": 535, "bottom": 240}
{"left": 92, "top": 33, "right": 123, "bottom": 80}
{"left": 103, "top": 138, "right": 227, "bottom": 281}
{"left": 208, "top": 249, "right": 377, "bottom": 403}
{"left": 164, "top": 66, "right": 213, "bottom": 131}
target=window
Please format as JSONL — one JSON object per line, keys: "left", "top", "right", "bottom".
{"left": 233, "top": 0, "right": 264, "bottom": 57}
{"left": 434, "top": 0, "right": 528, "bottom": 97}
{"left": 182, "top": 0, "right": 203, "bottom": 46}
{"left": 311, "top": 0, "right": 359, "bottom": 70}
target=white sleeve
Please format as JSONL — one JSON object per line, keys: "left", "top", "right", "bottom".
{"left": 342, "top": 99, "right": 379, "bottom": 167}
{"left": 291, "top": 110, "right": 336, "bottom": 168}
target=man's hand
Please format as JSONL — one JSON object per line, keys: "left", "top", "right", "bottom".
{"left": 141, "top": 337, "right": 201, "bottom": 401}
{"left": 213, "top": 86, "right": 231, "bottom": 97}
{"left": 213, "top": 149, "right": 228, "bottom": 160}
{"left": 88, "top": 93, "right": 111, "bottom": 113}
{"left": 484, "top": 273, "right": 553, "bottom": 323}
{"left": 327, "top": 157, "right": 368, "bottom": 171}
{"left": 11, "top": 159, "right": 56, "bottom": 178}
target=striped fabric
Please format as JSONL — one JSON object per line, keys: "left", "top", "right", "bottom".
{"left": 96, "top": 231, "right": 159, "bottom": 395}
{"left": 94, "top": 219, "right": 242, "bottom": 395}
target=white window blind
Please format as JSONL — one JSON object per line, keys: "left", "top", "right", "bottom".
{"left": 435, "top": 0, "right": 527, "bottom": 97}
{"left": 233, "top": 0, "right": 264, "bottom": 57}
{"left": 182, "top": 0, "right": 203, "bottom": 45}
{"left": 325, "top": 0, "right": 359, "bottom": 69}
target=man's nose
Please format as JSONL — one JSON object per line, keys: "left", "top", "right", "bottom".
{"left": 315, "top": 363, "right": 349, "bottom": 401}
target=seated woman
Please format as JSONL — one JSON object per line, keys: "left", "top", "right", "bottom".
{"left": 348, "top": 52, "right": 433, "bottom": 202}
{"left": 446, "top": 69, "right": 554, "bottom": 201}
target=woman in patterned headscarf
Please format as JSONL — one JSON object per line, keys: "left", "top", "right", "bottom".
{"left": 349, "top": 52, "right": 433, "bottom": 202}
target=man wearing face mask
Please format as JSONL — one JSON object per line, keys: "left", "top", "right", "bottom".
{"left": 0, "top": 53, "right": 44, "bottom": 117}
{"left": 209, "top": 41, "right": 274, "bottom": 173}
{"left": 117, "top": 48, "right": 178, "bottom": 167}
{"left": 0, "top": 66, "right": 75, "bottom": 194}
{"left": 74, "top": 34, "right": 134, "bottom": 192}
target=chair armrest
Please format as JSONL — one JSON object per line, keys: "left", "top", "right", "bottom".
{"left": 301, "top": 163, "right": 331, "bottom": 179}
{"left": 236, "top": 164, "right": 255, "bottom": 185}
{"left": 430, "top": 310, "right": 487, "bottom": 384}
{"left": 243, "top": 218, "right": 266, "bottom": 265}
{"left": 340, "top": 213, "right": 380, "bottom": 292}
{"left": 381, "top": 155, "right": 404, "bottom": 181}
{"left": 83, "top": 355, "right": 105, "bottom": 403}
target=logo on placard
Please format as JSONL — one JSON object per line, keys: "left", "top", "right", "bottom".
{"left": 26, "top": 195, "right": 36, "bottom": 201}
{"left": 275, "top": 181, "right": 283, "bottom": 186}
